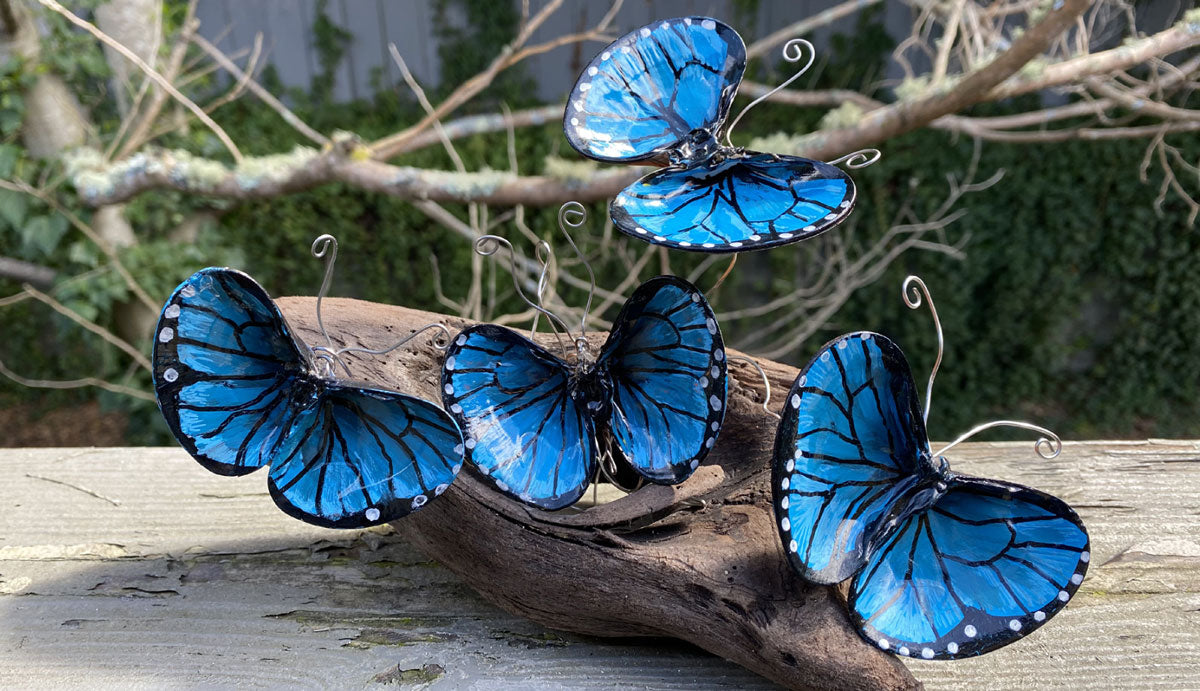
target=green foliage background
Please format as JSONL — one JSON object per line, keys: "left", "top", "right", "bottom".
{"left": 1, "top": 2, "right": 1197, "bottom": 444}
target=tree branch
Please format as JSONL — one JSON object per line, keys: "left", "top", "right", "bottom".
{"left": 0, "top": 256, "right": 56, "bottom": 288}
{"left": 793, "top": 0, "right": 1092, "bottom": 161}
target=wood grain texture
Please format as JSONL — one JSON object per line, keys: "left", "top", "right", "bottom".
{"left": 1, "top": 298, "right": 1196, "bottom": 688}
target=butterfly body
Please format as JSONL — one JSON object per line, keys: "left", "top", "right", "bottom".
{"left": 154, "top": 267, "right": 464, "bottom": 528}
{"left": 442, "top": 275, "right": 727, "bottom": 509}
{"left": 773, "top": 331, "right": 1089, "bottom": 659}
{"left": 564, "top": 16, "right": 856, "bottom": 252}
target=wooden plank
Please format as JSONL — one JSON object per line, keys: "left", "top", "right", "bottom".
{"left": 1, "top": 440, "right": 1197, "bottom": 688}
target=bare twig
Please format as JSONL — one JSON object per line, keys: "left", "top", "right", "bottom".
{"left": 190, "top": 33, "right": 329, "bottom": 146}
{"left": 21, "top": 284, "right": 152, "bottom": 372}
{"left": 34, "top": 0, "right": 242, "bottom": 162}
{"left": 370, "top": 0, "right": 621, "bottom": 159}
{"left": 745, "top": 0, "right": 885, "bottom": 59}
{"left": 25, "top": 473, "right": 123, "bottom": 506}
{"left": 0, "top": 356, "right": 153, "bottom": 401}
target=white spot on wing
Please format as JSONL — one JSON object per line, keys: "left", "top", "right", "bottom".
{"left": 1058, "top": 590, "right": 1069, "bottom": 602}
{"left": 444, "top": 384, "right": 454, "bottom": 395}
{"left": 411, "top": 495, "right": 428, "bottom": 509}
{"left": 701, "top": 19, "right": 716, "bottom": 30}
{"left": 705, "top": 318, "right": 716, "bottom": 334}
{"left": 946, "top": 642, "right": 958, "bottom": 654}
{"left": 158, "top": 327, "right": 174, "bottom": 343}
{"left": 1081, "top": 551, "right": 1090, "bottom": 563}
{"left": 434, "top": 483, "right": 449, "bottom": 495}
{"left": 162, "top": 367, "right": 178, "bottom": 383}
{"left": 164, "top": 304, "right": 180, "bottom": 319}
{"left": 780, "top": 517, "right": 790, "bottom": 531}
{"left": 180, "top": 285, "right": 196, "bottom": 298}
{"left": 709, "top": 394, "right": 722, "bottom": 411}
{"left": 1034, "top": 610, "right": 1046, "bottom": 622}
{"left": 1008, "top": 619, "right": 1021, "bottom": 631}
{"left": 964, "top": 624, "right": 977, "bottom": 637}
{"left": 790, "top": 393, "right": 801, "bottom": 409}
{"left": 364, "top": 508, "right": 381, "bottom": 521}
{"left": 921, "top": 648, "right": 934, "bottom": 659}
{"left": 450, "top": 404, "right": 463, "bottom": 414}
{"left": 1071, "top": 573, "right": 1083, "bottom": 584}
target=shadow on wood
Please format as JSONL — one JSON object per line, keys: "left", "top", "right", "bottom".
{"left": 277, "top": 296, "right": 917, "bottom": 691}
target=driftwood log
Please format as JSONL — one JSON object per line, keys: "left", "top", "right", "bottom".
{"left": 275, "top": 296, "right": 916, "bottom": 690}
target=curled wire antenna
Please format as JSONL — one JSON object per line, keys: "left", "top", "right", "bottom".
{"left": 308, "top": 233, "right": 451, "bottom": 379}
{"left": 475, "top": 234, "right": 571, "bottom": 354}
{"left": 557, "top": 201, "right": 596, "bottom": 343}
{"left": 729, "top": 355, "right": 780, "bottom": 420}
{"left": 902, "top": 275, "right": 942, "bottom": 425}
{"left": 311, "top": 234, "right": 339, "bottom": 353}
{"left": 725, "top": 38, "right": 815, "bottom": 147}
{"left": 934, "top": 421, "right": 1062, "bottom": 460}
{"left": 828, "top": 148, "right": 882, "bottom": 169}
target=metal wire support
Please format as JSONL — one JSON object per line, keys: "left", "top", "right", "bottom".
{"left": 475, "top": 234, "right": 571, "bottom": 355}
{"left": 827, "top": 148, "right": 882, "bottom": 169}
{"left": 934, "top": 420, "right": 1063, "bottom": 460}
{"left": 557, "top": 201, "right": 596, "bottom": 344}
{"left": 902, "top": 275, "right": 942, "bottom": 425}
{"left": 728, "top": 355, "right": 780, "bottom": 420}
{"left": 724, "top": 38, "right": 815, "bottom": 147}
{"left": 529, "top": 239, "right": 558, "bottom": 342}
{"left": 310, "top": 234, "right": 339, "bottom": 353}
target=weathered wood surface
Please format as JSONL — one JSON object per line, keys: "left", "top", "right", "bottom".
{"left": 3, "top": 439, "right": 1197, "bottom": 688}
{"left": 1, "top": 298, "right": 1197, "bottom": 688}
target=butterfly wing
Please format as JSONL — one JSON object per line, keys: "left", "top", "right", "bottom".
{"left": 564, "top": 16, "right": 746, "bottom": 163}
{"left": 153, "top": 267, "right": 308, "bottom": 476}
{"left": 848, "top": 476, "right": 1090, "bottom": 659}
{"left": 267, "top": 383, "right": 464, "bottom": 528}
{"left": 441, "top": 325, "right": 596, "bottom": 510}
{"left": 597, "top": 276, "right": 727, "bottom": 484}
{"left": 773, "top": 332, "right": 931, "bottom": 585}
{"left": 611, "top": 152, "right": 855, "bottom": 252}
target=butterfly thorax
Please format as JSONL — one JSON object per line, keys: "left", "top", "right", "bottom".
{"left": 866, "top": 454, "right": 951, "bottom": 556}
{"left": 668, "top": 128, "right": 734, "bottom": 166}
{"left": 568, "top": 360, "right": 614, "bottom": 422}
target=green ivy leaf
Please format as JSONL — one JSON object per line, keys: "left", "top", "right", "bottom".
{"left": 0, "top": 187, "right": 27, "bottom": 228}
{"left": 0, "top": 108, "right": 21, "bottom": 135}
{"left": 0, "top": 144, "right": 19, "bottom": 178}
{"left": 22, "top": 213, "right": 70, "bottom": 257}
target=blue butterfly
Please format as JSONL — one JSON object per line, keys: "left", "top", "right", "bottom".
{"left": 563, "top": 16, "right": 855, "bottom": 253}
{"left": 440, "top": 275, "right": 727, "bottom": 510}
{"left": 772, "top": 331, "right": 1090, "bottom": 659}
{"left": 152, "top": 267, "right": 464, "bottom": 528}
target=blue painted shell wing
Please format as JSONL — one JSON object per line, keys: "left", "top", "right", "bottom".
{"left": 564, "top": 16, "right": 745, "bottom": 163}
{"left": 441, "top": 325, "right": 596, "bottom": 510}
{"left": 598, "top": 276, "right": 727, "bottom": 484}
{"left": 268, "top": 384, "right": 464, "bottom": 528}
{"left": 849, "top": 477, "right": 1090, "bottom": 659}
{"left": 610, "top": 152, "right": 855, "bottom": 252}
{"left": 772, "top": 332, "right": 931, "bottom": 585}
{"left": 153, "top": 268, "right": 308, "bottom": 476}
